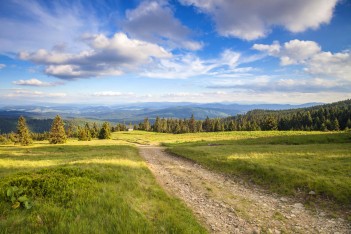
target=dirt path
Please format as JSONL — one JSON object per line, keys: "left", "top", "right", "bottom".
{"left": 138, "top": 145, "right": 350, "bottom": 234}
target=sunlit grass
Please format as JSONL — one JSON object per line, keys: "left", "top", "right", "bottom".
{"left": 0, "top": 141, "right": 206, "bottom": 233}
{"left": 164, "top": 131, "right": 351, "bottom": 205}
{"left": 112, "top": 130, "right": 340, "bottom": 145}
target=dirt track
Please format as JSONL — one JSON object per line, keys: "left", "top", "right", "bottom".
{"left": 138, "top": 145, "right": 350, "bottom": 234}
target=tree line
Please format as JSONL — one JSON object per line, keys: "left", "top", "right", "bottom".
{"left": 1, "top": 100, "right": 350, "bottom": 144}
{"left": 136, "top": 99, "right": 351, "bottom": 133}
{"left": 0, "top": 115, "right": 114, "bottom": 145}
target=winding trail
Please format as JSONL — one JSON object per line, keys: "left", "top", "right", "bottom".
{"left": 138, "top": 145, "right": 350, "bottom": 234}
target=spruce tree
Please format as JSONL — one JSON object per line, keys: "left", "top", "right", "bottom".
{"left": 99, "top": 122, "right": 111, "bottom": 139}
{"left": 144, "top": 118, "right": 151, "bottom": 131}
{"left": 17, "top": 116, "right": 32, "bottom": 146}
{"left": 49, "top": 115, "right": 67, "bottom": 144}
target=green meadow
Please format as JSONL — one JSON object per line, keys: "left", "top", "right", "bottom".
{"left": 0, "top": 140, "right": 206, "bottom": 233}
{"left": 1, "top": 131, "right": 350, "bottom": 232}
{"left": 164, "top": 131, "right": 351, "bottom": 206}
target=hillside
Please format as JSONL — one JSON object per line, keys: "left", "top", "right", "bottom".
{"left": 0, "top": 102, "right": 320, "bottom": 133}
{"left": 225, "top": 99, "right": 351, "bottom": 131}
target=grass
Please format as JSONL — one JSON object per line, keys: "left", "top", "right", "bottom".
{"left": 0, "top": 139, "right": 206, "bottom": 233}
{"left": 112, "top": 130, "right": 341, "bottom": 145}
{"left": 163, "top": 131, "right": 351, "bottom": 206}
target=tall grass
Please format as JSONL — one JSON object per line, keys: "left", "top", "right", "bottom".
{"left": 0, "top": 140, "right": 206, "bottom": 233}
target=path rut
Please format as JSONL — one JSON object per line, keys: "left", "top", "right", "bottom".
{"left": 138, "top": 145, "right": 350, "bottom": 234}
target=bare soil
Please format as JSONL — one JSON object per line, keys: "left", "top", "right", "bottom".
{"left": 138, "top": 145, "right": 350, "bottom": 234}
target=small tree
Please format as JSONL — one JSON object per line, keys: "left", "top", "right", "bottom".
{"left": 49, "top": 115, "right": 67, "bottom": 144}
{"left": 99, "top": 122, "right": 111, "bottom": 139}
{"left": 143, "top": 117, "right": 151, "bottom": 131}
{"left": 17, "top": 116, "right": 32, "bottom": 146}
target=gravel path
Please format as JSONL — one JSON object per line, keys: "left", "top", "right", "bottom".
{"left": 138, "top": 145, "right": 350, "bottom": 234}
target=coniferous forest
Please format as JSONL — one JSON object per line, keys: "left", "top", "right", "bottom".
{"left": 139, "top": 99, "right": 351, "bottom": 133}
{"left": 0, "top": 100, "right": 350, "bottom": 144}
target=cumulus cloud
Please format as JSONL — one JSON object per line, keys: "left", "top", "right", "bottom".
{"left": 13, "top": 78, "right": 63, "bottom": 87}
{"left": 19, "top": 33, "right": 171, "bottom": 79}
{"left": 0, "top": 64, "right": 6, "bottom": 69}
{"left": 180, "top": 0, "right": 338, "bottom": 40}
{"left": 122, "top": 1, "right": 202, "bottom": 50}
{"left": 253, "top": 39, "right": 351, "bottom": 81}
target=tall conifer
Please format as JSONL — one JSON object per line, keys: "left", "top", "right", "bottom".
{"left": 49, "top": 115, "right": 67, "bottom": 144}
{"left": 17, "top": 116, "right": 32, "bottom": 146}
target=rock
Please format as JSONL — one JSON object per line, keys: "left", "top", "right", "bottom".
{"left": 252, "top": 227, "right": 261, "bottom": 234}
{"left": 293, "top": 203, "right": 304, "bottom": 209}
{"left": 308, "top": 190, "right": 316, "bottom": 195}
{"left": 280, "top": 197, "right": 288, "bottom": 202}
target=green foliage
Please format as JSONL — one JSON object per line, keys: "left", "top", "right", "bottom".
{"left": 0, "top": 142, "right": 206, "bottom": 233}
{"left": 17, "top": 116, "right": 32, "bottom": 146}
{"left": 6, "top": 186, "right": 32, "bottom": 209}
{"left": 136, "top": 99, "right": 351, "bottom": 133}
{"left": 98, "top": 122, "right": 111, "bottom": 139}
{"left": 49, "top": 115, "right": 67, "bottom": 144}
{"left": 78, "top": 123, "right": 92, "bottom": 141}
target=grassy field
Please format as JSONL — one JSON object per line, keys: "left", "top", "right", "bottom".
{"left": 112, "top": 130, "right": 340, "bottom": 145}
{"left": 161, "top": 131, "right": 351, "bottom": 206}
{"left": 0, "top": 140, "right": 206, "bottom": 233}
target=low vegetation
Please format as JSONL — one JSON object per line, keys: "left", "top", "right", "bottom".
{"left": 164, "top": 131, "right": 351, "bottom": 206}
{"left": 0, "top": 140, "right": 206, "bottom": 233}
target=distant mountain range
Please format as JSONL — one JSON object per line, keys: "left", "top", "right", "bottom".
{"left": 0, "top": 102, "right": 322, "bottom": 123}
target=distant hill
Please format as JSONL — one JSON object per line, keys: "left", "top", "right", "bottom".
{"left": 224, "top": 99, "right": 351, "bottom": 131}
{"left": 0, "top": 101, "right": 322, "bottom": 133}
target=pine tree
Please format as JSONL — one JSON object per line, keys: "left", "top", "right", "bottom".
{"left": 91, "top": 122, "right": 99, "bottom": 138}
{"left": 189, "top": 114, "right": 196, "bottom": 133}
{"left": 144, "top": 118, "right": 150, "bottom": 131}
{"left": 49, "top": 115, "right": 67, "bottom": 144}
{"left": 99, "top": 122, "right": 111, "bottom": 139}
{"left": 17, "top": 116, "right": 32, "bottom": 146}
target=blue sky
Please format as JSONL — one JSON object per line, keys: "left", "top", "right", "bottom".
{"left": 0, "top": 0, "right": 350, "bottom": 105}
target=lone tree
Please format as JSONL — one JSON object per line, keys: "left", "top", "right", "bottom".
{"left": 17, "top": 116, "right": 32, "bottom": 146}
{"left": 98, "top": 122, "right": 111, "bottom": 139}
{"left": 49, "top": 115, "right": 67, "bottom": 144}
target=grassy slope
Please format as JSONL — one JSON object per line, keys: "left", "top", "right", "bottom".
{"left": 0, "top": 140, "right": 206, "bottom": 233}
{"left": 162, "top": 131, "right": 351, "bottom": 205}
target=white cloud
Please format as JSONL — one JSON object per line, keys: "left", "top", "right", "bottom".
{"left": 13, "top": 78, "right": 63, "bottom": 87}
{"left": 141, "top": 49, "right": 245, "bottom": 79}
{"left": 122, "top": 1, "right": 202, "bottom": 50}
{"left": 209, "top": 76, "right": 350, "bottom": 93}
{"left": 0, "top": 64, "right": 6, "bottom": 69}
{"left": 180, "top": 0, "right": 338, "bottom": 40}
{"left": 0, "top": 1, "right": 101, "bottom": 53}
{"left": 20, "top": 33, "right": 171, "bottom": 79}
{"left": 253, "top": 39, "right": 351, "bottom": 81}
{"left": 93, "top": 91, "right": 135, "bottom": 97}
{"left": 6, "top": 89, "right": 67, "bottom": 98}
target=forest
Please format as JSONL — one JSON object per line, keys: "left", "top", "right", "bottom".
{"left": 0, "top": 99, "right": 350, "bottom": 144}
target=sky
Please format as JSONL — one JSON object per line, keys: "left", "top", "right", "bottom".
{"left": 0, "top": 0, "right": 351, "bottom": 105}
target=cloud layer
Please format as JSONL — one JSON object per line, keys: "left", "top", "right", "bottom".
{"left": 13, "top": 78, "right": 63, "bottom": 87}
{"left": 122, "top": 1, "right": 202, "bottom": 50}
{"left": 253, "top": 39, "right": 351, "bottom": 81}
{"left": 20, "top": 33, "right": 171, "bottom": 79}
{"left": 180, "top": 0, "right": 338, "bottom": 40}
